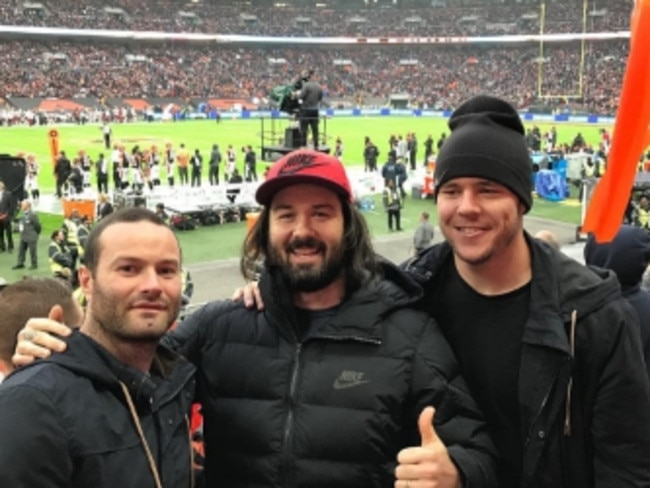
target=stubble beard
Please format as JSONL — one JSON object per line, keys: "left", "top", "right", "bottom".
{"left": 89, "top": 284, "right": 179, "bottom": 345}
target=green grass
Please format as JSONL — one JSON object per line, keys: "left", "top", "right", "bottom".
{"left": 0, "top": 117, "right": 606, "bottom": 191}
{"left": 0, "top": 117, "right": 588, "bottom": 282}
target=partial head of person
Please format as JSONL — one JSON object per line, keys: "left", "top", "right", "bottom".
{"left": 420, "top": 211, "right": 430, "bottom": 222}
{"left": 584, "top": 225, "right": 650, "bottom": 290}
{"left": 0, "top": 278, "right": 83, "bottom": 379}
{"left": 433, "top": 95, "right": 533, "bottom": 268}
{"left": 79, "top": 207, "right": 183, "bottom": 356}
{"left": 242, "top": 149, "right": 380, "bottom": 297}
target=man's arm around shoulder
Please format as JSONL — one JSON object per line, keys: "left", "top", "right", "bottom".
{"left": 0, "top": 381, "right": 72, "bottom": 487}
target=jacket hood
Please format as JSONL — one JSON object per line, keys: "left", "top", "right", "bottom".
{"left": 17, "top": 330, "right": 192, "bottom": 402}
{"left": 583, "top": 225, "right": 650, "bottom": 290}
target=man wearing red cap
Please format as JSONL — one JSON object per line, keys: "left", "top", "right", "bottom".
{"left": 14, "top": 149, "right": 498, "bottom": 488}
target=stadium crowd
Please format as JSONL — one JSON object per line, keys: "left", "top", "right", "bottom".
{"left": 0, "top": 0, "right": 633, "bottom": 37}
{"left": 0, "top": 40, "right": 627, "bottom": 115}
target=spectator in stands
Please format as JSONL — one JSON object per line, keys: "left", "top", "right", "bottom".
{"left": 0, "top": 277, "right": 83, "bottom": 383}
{"left": 0, "top": 208, "right": 195, "bottom": 487}
{"left": 584, "top": 225, "right": 650, "bottom": 378}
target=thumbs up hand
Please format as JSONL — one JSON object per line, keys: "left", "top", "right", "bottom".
{"left": 394, "top": 407, "right": 461, "bottom": 488}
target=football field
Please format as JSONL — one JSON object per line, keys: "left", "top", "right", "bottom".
{"left": 0, "top": 116, "right": 589, "bottom": 284}
{"left": 1, "top": 116, "right": 605, "bottom": 193}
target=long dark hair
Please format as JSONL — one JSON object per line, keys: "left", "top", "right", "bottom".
{"left": 241, "top": 196, "right": 382, "bottom": 293}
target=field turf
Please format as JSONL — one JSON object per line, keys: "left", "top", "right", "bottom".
{"left": 0, "top": 116, "right": 592, "bottom": 281}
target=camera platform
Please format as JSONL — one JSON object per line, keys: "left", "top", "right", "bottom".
{"left": 259, "top": 116, "right": 330, "bottom": 162}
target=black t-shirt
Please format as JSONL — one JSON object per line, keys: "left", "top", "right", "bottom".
{"left": 294, "top": 305, "right": 340, "bottom": 341}
{"left": 429, "top": 260, "right": 530, "bottom": 488}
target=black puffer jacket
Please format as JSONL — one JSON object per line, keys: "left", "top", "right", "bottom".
{"left": 0, "top": 330, "right": 196, "bottom": 488}
{"left": 166, "top": 260, "right": 498, "bottom": 488}
{"left": 404, "top": 236, "right": 650, "bottom": 488}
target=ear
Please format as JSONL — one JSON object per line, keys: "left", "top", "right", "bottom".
{"left": 78, "top": 266, "right": 93, "bottom": 298}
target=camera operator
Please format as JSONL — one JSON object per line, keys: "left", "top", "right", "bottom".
{"left": 296, "top": 69, "right": 323, "bottom": 148}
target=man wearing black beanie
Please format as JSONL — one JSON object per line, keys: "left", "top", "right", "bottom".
{"left": 399, "top": 95, "right": 650, "bottom": 487}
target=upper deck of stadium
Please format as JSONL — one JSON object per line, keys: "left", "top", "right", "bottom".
{"left": 0, "top": 0, "right": 633, "bottom": 37}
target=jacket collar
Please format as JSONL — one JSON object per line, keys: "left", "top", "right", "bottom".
{"left": 405, "top": 233, "right": 573, "bottom": 354}
{"left": 260, "top": 259, "right": 423, "bottom": 343}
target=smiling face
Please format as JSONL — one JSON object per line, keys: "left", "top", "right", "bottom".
{"left": 437, "top": 177, "right": 525, "bottom": 267}
{"left": 79, "top": 221, "right": 182, "bottom": 345}
{"left": 267, "top": 183, "right": 346, "bottom": 294}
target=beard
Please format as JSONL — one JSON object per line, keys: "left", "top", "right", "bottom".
{"left": 268, "top": 236, "right": 346, "bottom": 293}
{"left": 89, "top": 280, "right": 180, "bottom": 345}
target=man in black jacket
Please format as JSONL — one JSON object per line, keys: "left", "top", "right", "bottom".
{"left": 401, "top": 95, "right": 650, "bottom": 487}
{"left": 584, "top": 225, "right": 650, "bottom": 378}
{"left": 12, "top": 200, "right": 41, "bottom": 270}
{"left": 297, "top": 71, "right": 323, "bottom": 148}
{"left": 0, "top": 181, "right": 14, "bottom": 253}
{"left": 208, "top": 143, "right": 222, "bottom": 186}
{"left": 243, "top": 145, "right": 257, "bottom": 182}
{"left": 0, "top": 208, "right": 195, "bottom": 487}
{"left": 54, "top": 150, "right": 71, "bottom": 198}
{"left": 15, "top": 151, "right": 498, "bottom": 488}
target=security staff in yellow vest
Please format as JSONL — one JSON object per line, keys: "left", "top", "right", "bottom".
{"left": 75, "top": 215, "right": 91, "bottom": 261}
{"left": 181, "top": 267, "right": 194, "bottom": 307}
{"left": 637, "top": 195, "right": 650, "bottom": 229}
{"left": 48, "top": 229, "right": 73, "bottom": 282}
{"left": 581, "top": 157, "right": 596, "bottom": 178}
{"left": 62, "top": 210, "right": 81, "bottom": 270}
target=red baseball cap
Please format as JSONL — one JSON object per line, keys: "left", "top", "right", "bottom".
{"left": 255, "top": 149, "right": 352, "bottom": 205}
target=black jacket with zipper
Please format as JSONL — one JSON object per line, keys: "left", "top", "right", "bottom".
{"left": 0, "top": 330, "right": 196, "bottom": 488}
{"left": 165, "top": 260, "right": 498, "bottom": 488}
{"left": 403, "top": 235, "right": 650, "bottom": 488}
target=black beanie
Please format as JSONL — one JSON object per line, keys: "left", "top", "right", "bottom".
{"left": 434, "top": 95, "right": 533, "bottom": 212}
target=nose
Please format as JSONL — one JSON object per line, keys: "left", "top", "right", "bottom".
{"left": 457, "top": 189, "right": 481, "bottom": 215}
{"left": 139, "top": 267, "right": 164, "bottom": 296}
{"left": 292, "top": 214, "right": 315, "bottom": 238}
